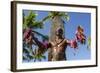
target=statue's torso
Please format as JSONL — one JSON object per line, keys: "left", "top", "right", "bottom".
{"left": 51, "top": 39, "right": 67, "bottom": 61}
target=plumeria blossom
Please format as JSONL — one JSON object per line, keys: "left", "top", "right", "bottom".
{"left": 66, "top": 39, "right": 78, "bottom": 56}
{"left": 70, "top": 39, "right": 78, "bottom": 49}
{"left": 75, "top": 25, "right": 86, "bottom": 44}
{"left": 67, "top": 26, "right": 86, "bottom": 56}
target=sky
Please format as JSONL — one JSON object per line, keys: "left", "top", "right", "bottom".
{"left": 23, "top": 10, "right": 91, "bottom": 62}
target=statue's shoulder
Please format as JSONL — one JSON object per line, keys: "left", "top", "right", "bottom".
{"left": 64, "top": 38, "right": 70, "bottom": 44}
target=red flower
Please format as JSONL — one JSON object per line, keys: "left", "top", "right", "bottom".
{"left": 76, "top": 26, "right": 86, "bottom": 44}
{"left": 70, "top": 39, "right": 77, "bottom": 48}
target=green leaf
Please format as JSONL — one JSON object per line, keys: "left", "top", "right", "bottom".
{"left": 87, "top": 36, "right": 91, "bottom": 49}
{"left": 32, "top": 30, "right": 49, "bottom": 40}
{"left": 23, "top": 48, "right": 29, "bottom": 54}
{"left": 23, "top": 11, "right": 40, "bottom": 29}
{"left": 42, "top": 15, "right": 52, "bottom": 22}
{"left": 64, "top": 15, "right": 70, "bottom": 21}
{"left": 42, "top": 55, "right": 46, "bottom": 59}
{"left": 32, "top": 21, "right": 43, "bottom": 29}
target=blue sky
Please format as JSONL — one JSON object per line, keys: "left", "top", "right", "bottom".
{"left": 23, "top": 10, "right": 91, "bottom": 62}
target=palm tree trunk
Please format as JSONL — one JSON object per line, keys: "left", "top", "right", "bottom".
{"left": 48, "top": 16, "right": 65, "bottom": 61}
{"left": 50, "top": 16, "right": 65, "bottom": 42}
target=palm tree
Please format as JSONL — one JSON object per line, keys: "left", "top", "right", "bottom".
{"left": 42, "top": 11, "right": 69, "bottom": 61}
{"left": 23, "top": 11, "right": 48, "bottom": 62}
{"left": 23, "top": 11, "right": 43, "bottom": 29}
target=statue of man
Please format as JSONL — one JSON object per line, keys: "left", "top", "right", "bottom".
{"left": 32, "top": 28, "right": 77, "bottom": 61}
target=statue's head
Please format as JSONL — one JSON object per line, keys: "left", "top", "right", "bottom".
{"left": 56, "top": 27, "right": 63, "bottom": 37}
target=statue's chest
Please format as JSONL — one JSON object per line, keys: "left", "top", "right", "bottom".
{"left": 52, "top": 40, "right": 66, "bottom": 53}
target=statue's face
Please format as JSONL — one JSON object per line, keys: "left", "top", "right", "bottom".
{"left": 56, "top": 28, "right": 63, "bottom": 36}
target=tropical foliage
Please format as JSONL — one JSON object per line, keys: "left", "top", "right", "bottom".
{"left": 42, "top": 11, "right": 69, "bottom": 22}
{"left": 87, "top": 36, "right": 91, "bottom": 50}
{"left": 23, "top": 11, "right": 48, "bottom": 62}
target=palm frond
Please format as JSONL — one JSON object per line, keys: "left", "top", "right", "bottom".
{"left": 42, "top": 15, "right": 52, "bottom": 22}
{"left": 63, "top": 15, "right": 70, "bottom": 21}
{"left": 87, "top": 36, "right": 91, "bottom": 50}
{"left": 32, "top": 48, "right": 47, "bottom": 61}
{"left": 32, "top": 30, "right": 49, "bottom": 40}
{"left": 23, "top": 11, "right": 42, "bottom": 29}
{"left": 30, "top": 21, "right": 43, "bottom": 29}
